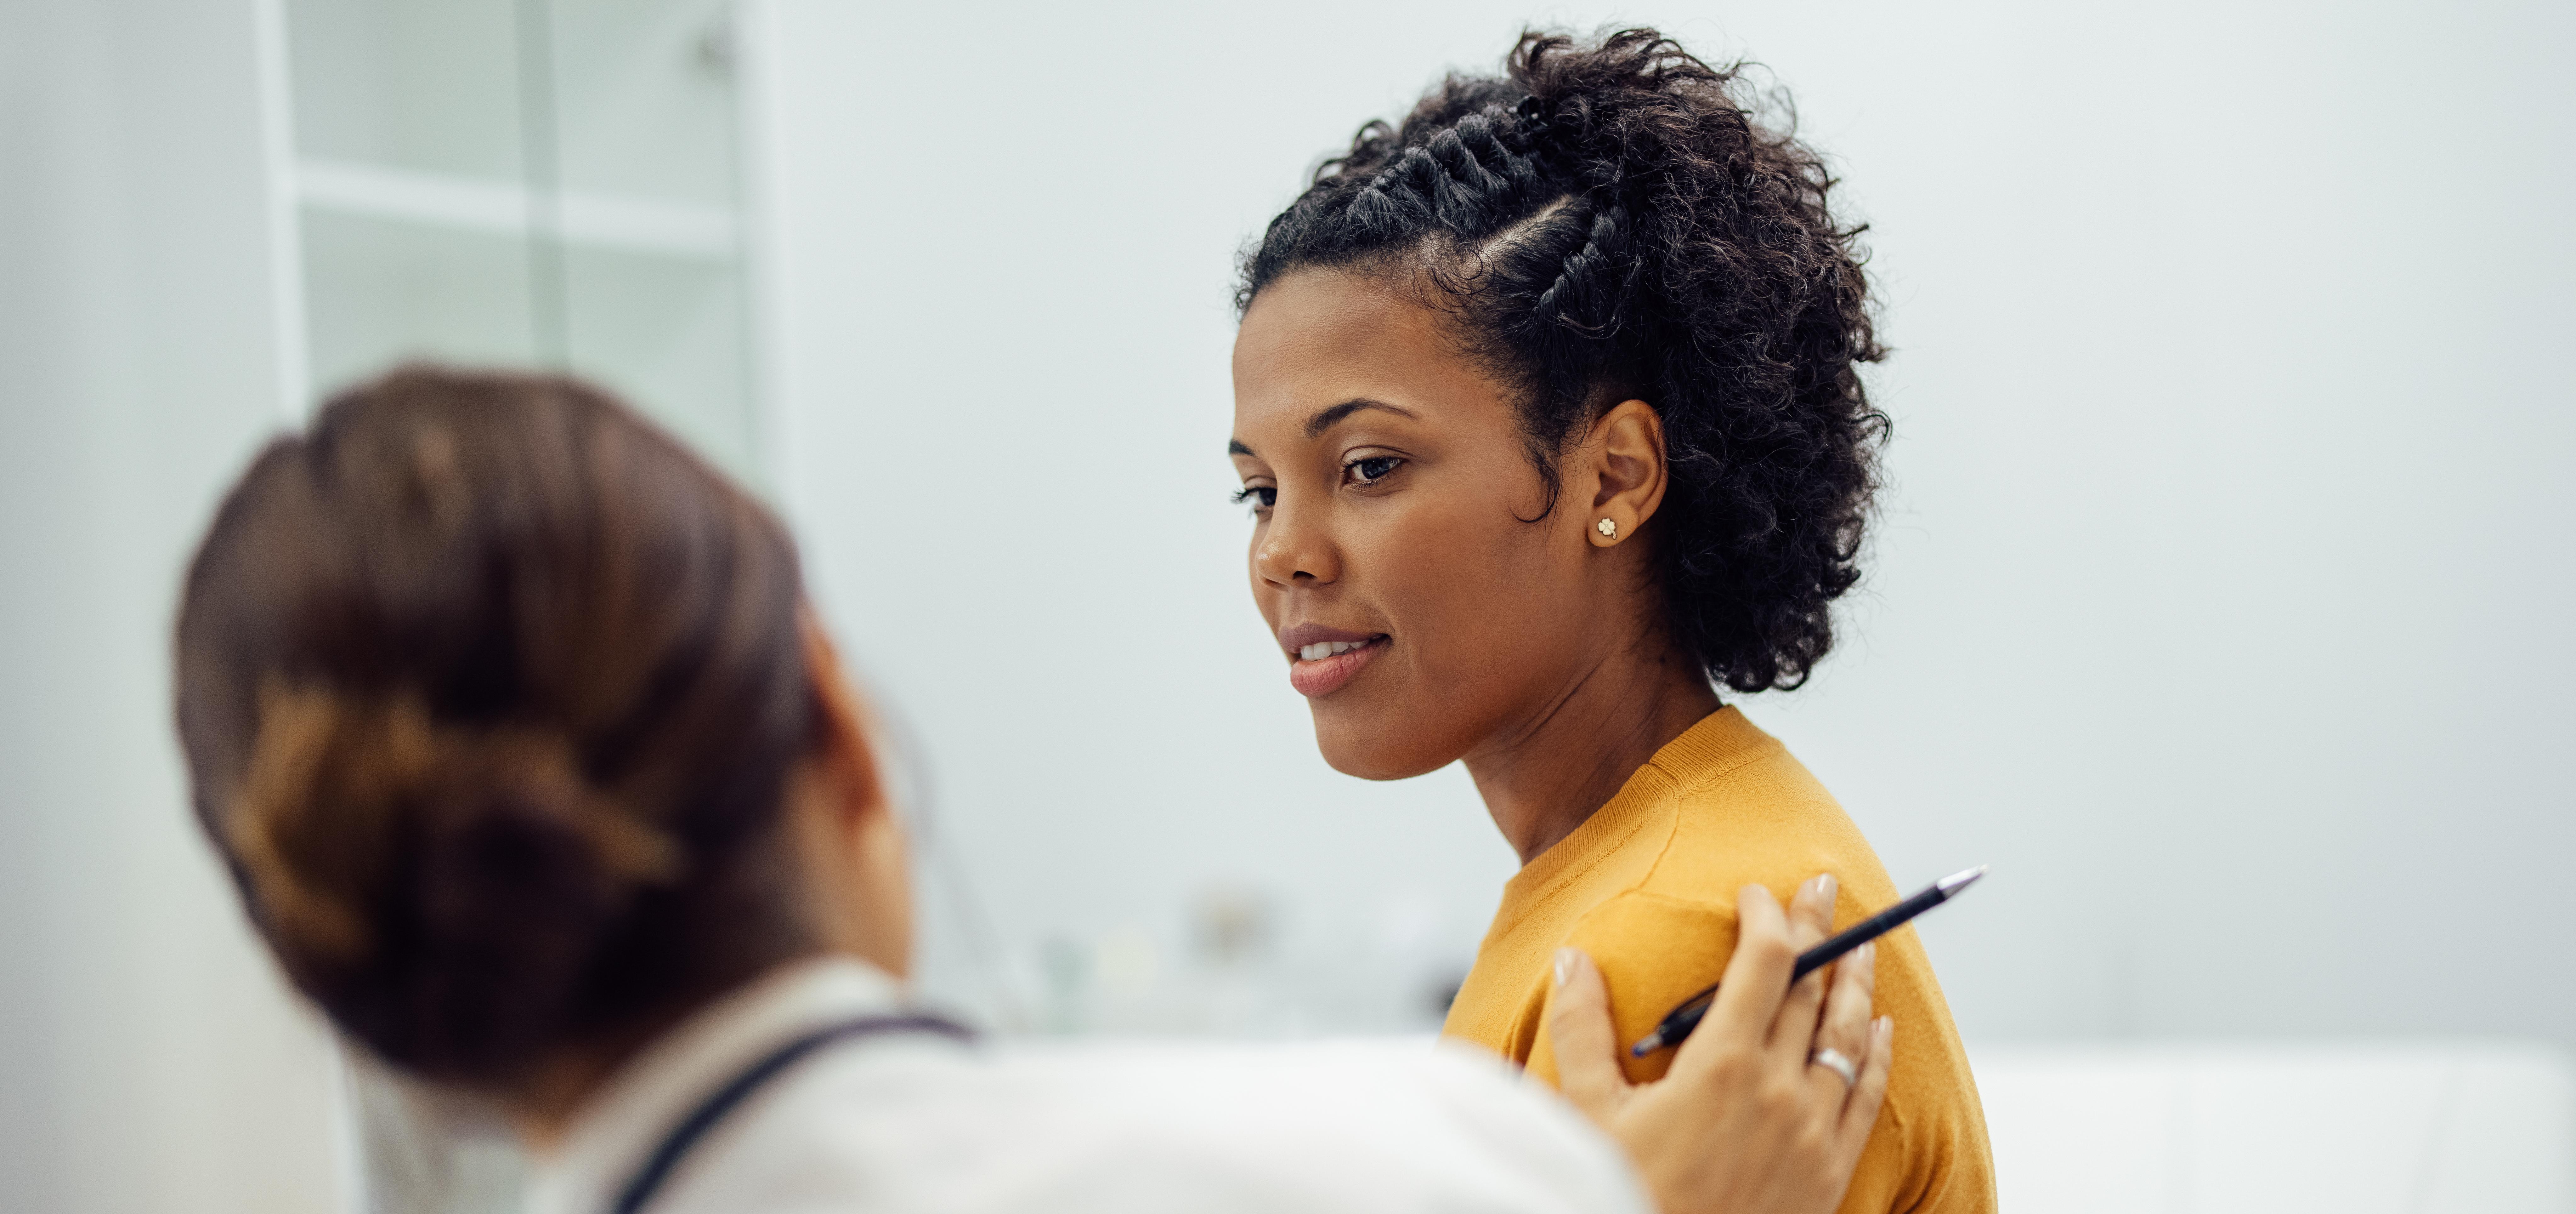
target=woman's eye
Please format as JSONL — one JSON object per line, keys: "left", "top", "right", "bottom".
{"left": 1231, "top": 485, "right": 1277, "bottom": 512}
{"left": 1346, "top": 455, "right": 1404, "bottom": 485}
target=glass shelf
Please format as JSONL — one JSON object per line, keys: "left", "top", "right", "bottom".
{"left": 296, "top": 159, "right": 740, "bottom": 259}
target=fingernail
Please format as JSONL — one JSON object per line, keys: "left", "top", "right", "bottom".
{"left": 1876, "top": 1016, "right": 1893, "bottom": 1040}
{"left": 1554, "top": 947, "right": 1578, "bottom": 988}
{"left": 1811, "top": 874, "right": 1837, "bottom": 904}
{"left": 1857, "top": 941, "right": 1874, "bottom": 966}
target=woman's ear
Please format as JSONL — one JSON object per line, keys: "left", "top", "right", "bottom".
{"left": 1582, "top": 399, "right": 1670, "bottom": 548}
{"left": 793, "top": 609, "right": 915, "bottom": 980}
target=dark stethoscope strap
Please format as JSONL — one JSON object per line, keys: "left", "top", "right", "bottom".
{"left": 607, "top": 1012, "right": 977, "bottom": 1214}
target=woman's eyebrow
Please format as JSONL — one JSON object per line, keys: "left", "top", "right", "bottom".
{"left": 1230, "top": 399, "right": 1419, "bottom": 457}
{"left": 1304, "top": 398, "right": 1418, "bottom": 438}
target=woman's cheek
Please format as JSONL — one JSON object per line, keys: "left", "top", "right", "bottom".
{"left": 1378, "top": 519, "right": 1509, "bottom": 660}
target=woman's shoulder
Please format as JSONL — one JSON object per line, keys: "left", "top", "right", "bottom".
{"left": 1640, "top": 709, "right": 1865, "bottom": 858}
{"left": 1641, "top": 727, "right": 1890, "bottom": 910}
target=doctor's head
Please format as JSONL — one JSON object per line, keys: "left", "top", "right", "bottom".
{"left": 175, "top": 369, "right": 909, "bottom": 1101}
{"left": 1229, "top": 29, "right": 1885, "bottom": 779}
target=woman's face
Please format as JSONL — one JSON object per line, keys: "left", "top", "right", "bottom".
{"left": 1229, "top": 269, "right": 1623, "bottom": 779}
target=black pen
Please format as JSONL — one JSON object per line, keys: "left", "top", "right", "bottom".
{"left": 1628, "top": 865, "right": 1987, "bottom": 1057}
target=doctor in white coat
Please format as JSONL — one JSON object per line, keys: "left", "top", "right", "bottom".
{"left": 174, "top": 368, "right": 1893, "bottom": 1214}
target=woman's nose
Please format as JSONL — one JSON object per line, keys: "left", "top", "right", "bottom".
{"left": 1252, "top": 503, "right": 1340, "bottom": 588}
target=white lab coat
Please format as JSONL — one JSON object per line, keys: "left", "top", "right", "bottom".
{"left": 525, "top": 958, "right": 1651, "bottom": 1214}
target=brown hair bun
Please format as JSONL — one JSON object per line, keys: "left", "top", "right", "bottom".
{"left": 177, "top": 369, "right": 816, "bottom": 1091}
{"left": 229, "top": 684, "right": 677, "bottom": 1079}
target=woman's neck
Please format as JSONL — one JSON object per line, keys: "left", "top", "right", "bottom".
{"left": 1462, "top": 640, "right": 1719, "bottom": 865}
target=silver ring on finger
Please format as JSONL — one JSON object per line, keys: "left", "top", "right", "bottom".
{"left": 1808, "top": 1046, "right": 1858, "bottom": 1088}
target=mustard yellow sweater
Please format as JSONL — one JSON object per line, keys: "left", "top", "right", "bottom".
{"left": 1442, "top": 708, "right": 1995, "bottom": 1214}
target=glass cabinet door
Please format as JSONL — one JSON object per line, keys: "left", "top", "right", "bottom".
{"left": 282, "top": 0, "right": 760, "bottom": 485}
{"left": 275, "top": 5, "right": 758, "bottom": 1209}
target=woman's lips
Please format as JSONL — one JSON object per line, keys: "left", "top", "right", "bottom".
{"left": 1287, "top": 636, "right": 1387, "bottom": 698}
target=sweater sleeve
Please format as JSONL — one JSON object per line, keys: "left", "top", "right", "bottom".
{"left": 1520, "top": 889, "right": 1996, "bottom": 1214}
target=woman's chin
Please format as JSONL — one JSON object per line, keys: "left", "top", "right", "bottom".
{"left": 1311, "top": 712, "right": 1458, "bottom": 782}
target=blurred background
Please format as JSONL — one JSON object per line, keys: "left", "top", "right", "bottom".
{"left": 3, "top": 0, "right": 2572, "bottom": 1211}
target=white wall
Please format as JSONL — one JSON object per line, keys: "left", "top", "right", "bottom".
{"left": 1713, "top": 0, "right": 2576, "bottom": 1045}
{"left": 749, "top": 0, "right": 2576, "bottom": 1047}
{"left": 0, "top": 0, "right": 348, "bottom": 1210}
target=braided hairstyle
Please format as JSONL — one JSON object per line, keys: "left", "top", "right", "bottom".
{"left": 1240, "top": 29, "right": 1885, "bottom": 692}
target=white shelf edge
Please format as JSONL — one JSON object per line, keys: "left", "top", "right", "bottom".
{"left": 294, "top": 159, "right": 740, "bottom": 261}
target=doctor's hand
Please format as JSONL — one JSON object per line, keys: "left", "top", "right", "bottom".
{"left": 1547, "top": 879, "right": 1890, "bottom": 1214}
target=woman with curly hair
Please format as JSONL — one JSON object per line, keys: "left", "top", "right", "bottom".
{"left": 1229, "top": 29, "right": 1994, "bottom": 1213}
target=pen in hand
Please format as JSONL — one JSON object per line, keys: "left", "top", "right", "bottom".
{"left": 1628, "top": 865, "right": 1987, "bottom": 1058}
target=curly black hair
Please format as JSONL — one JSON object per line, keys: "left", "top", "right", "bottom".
{"left": 1239, "top": 29, "right": 1886, "bottom": 693}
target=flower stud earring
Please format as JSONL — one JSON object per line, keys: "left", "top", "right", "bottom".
{"left": 1596, "top": 518, "right": 1618, "bottom": 539}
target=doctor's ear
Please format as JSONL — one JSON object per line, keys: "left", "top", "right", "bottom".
{"left": 794, "top": 607, "right": 915, "bottom": 978}
{"left": 797, "top": 608, "right": 891, "bottom": 826}
{"left": 1581, "top": 400, "right": 1669, "bottom": 549}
